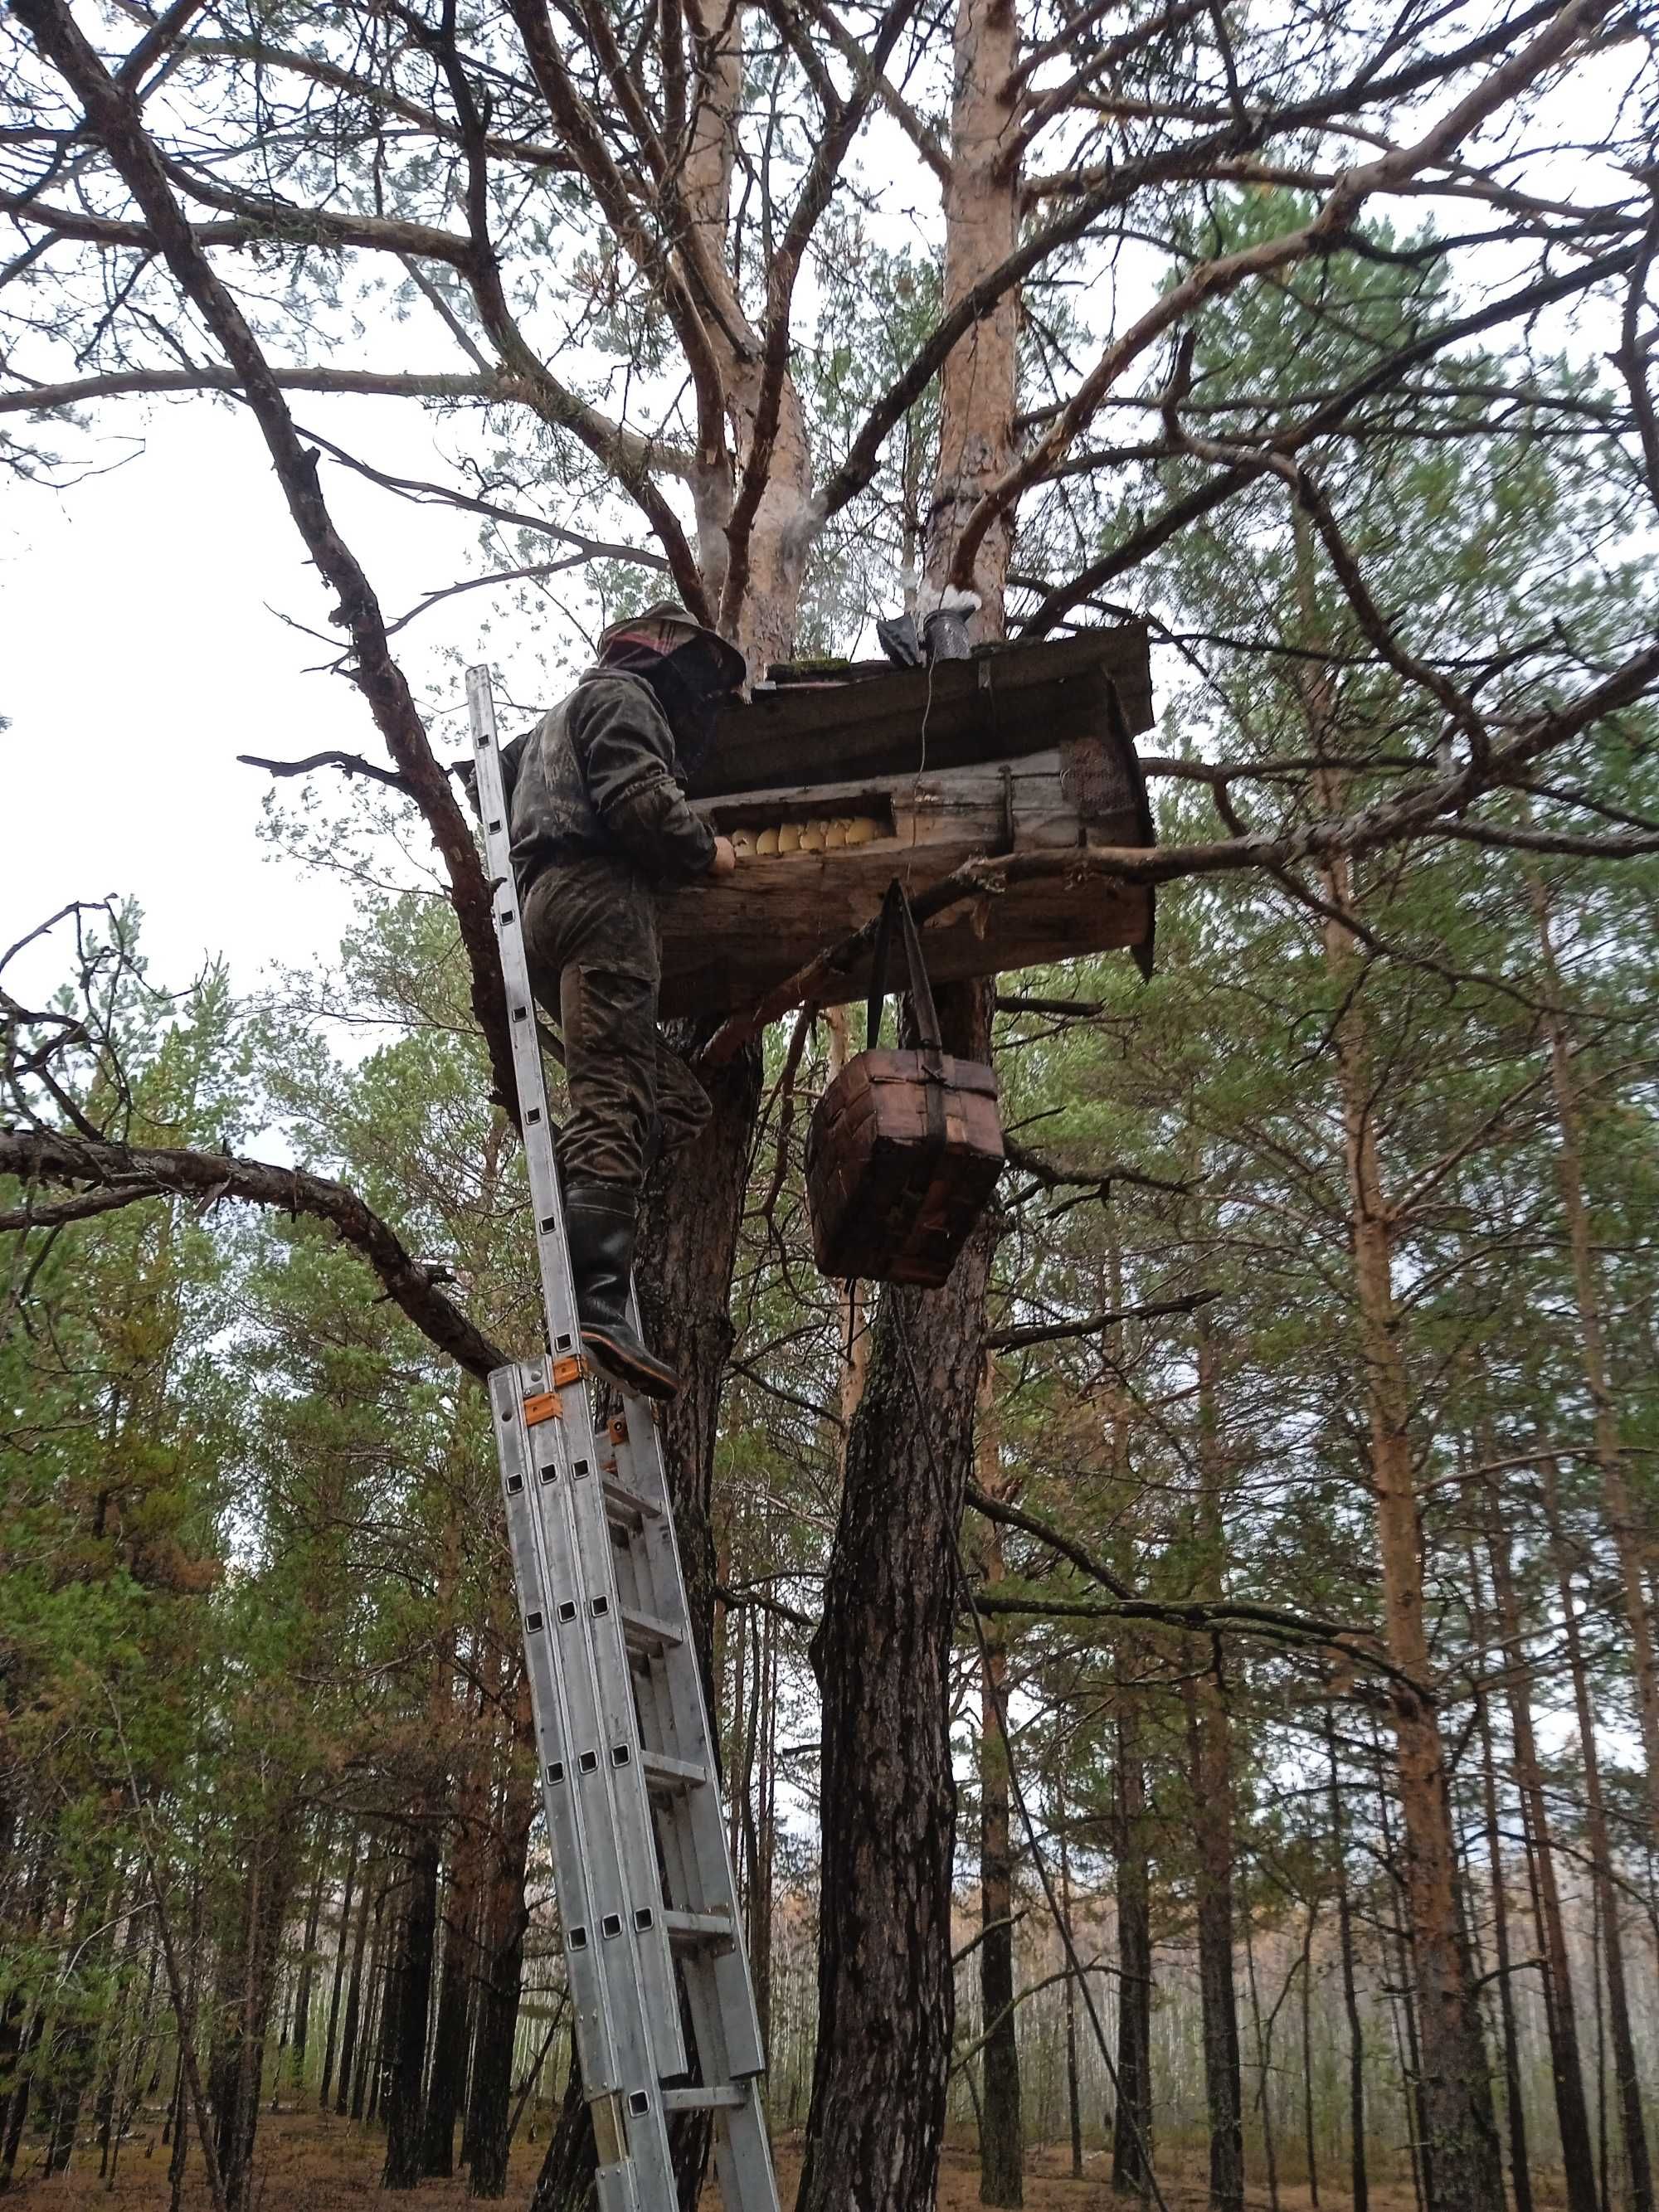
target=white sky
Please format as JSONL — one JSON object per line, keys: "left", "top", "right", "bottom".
{"left": 1, "top": 388, "right": 571, "bottom": 1006}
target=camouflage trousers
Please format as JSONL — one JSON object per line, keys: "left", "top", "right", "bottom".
{"left": 522, "top": 853, "right": 710, "bottom": 1192}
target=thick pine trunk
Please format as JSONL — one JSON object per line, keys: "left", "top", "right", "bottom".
{"left": 795, "top": 992, "right": 995, "bottom": 2212}
{"left": 800, "top": 0, "right": 1017, "bottom": 2183}
{"left": 382, "top": 1826, "right": 440, "bottom": 2188}
{"left": 422, "top": 1783, "right": 482, "bottom": 2176}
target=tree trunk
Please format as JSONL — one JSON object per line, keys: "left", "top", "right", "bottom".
{"left": 1189, "top": 1320, "right": 1243, "bottom": 2212}
{"left": 423, "top": 1782, "right": 483, "bottom": 2177}
{"left": 208, "top": 1821, "right": 300, "bottom": 2212}
{"left": 334, "top": 1849, "right": 375, "bottom": 2119}
{"left": 1545, "top": 1466, "right": 1655, "bottom": 2212}
{"left": 1324, "top": 1714, "right": 1367, "bottom": 2212}
{"left": 1467, "top": 1553, "right": 1535, "bottom": 2212}
{"left": 467, "top": 1679, "right": 536, "bottom": 2200}
{"left": 795, "top": 1000, "right": 996, "bottom": 2212}
{"left": 1185, "top": 1662, "right": 1244, "bottom": 2212}
{"left": 1111, "top": 1704, "right": 1155, "bottom": 2201}
{"left": 382, "top": 1826, "right": 440, "bottom": 2187}
{"left": 977, "top": 1368, "right": 1023, "bottom": 2209}
{"left": 289, "top": 1818, "right": 332, "bottom": 2090}
{"left": 799, "top": 0, "right": 1017, "bottom": 2171}
{"left": 1528, "top": 875, "right": 1659, "bottom": 1847}
{"left": 1059, "top": 1823, "right": 1083, "bottom": 2182}
{"left": 1485, "top": 1500, "right": 1598, "bottom": 2212}
{"left": 1313, "top": 809, "right": 1504, "bottom": 2212}
{"left": 319, "top": 1826, "right": 361, "bottom": 2112}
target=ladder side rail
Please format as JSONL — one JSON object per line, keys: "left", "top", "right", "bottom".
{"left": 606, "top": 1433, "right": 781, "bottom": 2212}
{"left": 559, "top": 1448, "right": 689, "bottom": 2069}
{"left": 504, "top": 1366, "right": 690, "bottom": 2082}
{"left": 613, "top": 1420, "right": 768, "bottom": 2082}
{"left": 469, "top": 672, "right": 689, "bottom": 2083}
{"left": 494, "top": 1390, "right": 685, "bottom": 2201}
{"left": 493, "top": 1361, "right": 620, "bottom": 2092}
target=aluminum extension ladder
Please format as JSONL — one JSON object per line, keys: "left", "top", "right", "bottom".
{"left": 465, "top": 667, "right": 781, "bottom": 2212}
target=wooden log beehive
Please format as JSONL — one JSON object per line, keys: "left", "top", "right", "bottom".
{"left": 656, "top": 625, "right": 1155, "bottom": 1021}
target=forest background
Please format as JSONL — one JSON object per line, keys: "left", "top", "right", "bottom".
{"left": 3, "top": 3, "right": 1659, "bottom": 2212}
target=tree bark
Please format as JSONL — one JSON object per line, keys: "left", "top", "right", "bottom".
{"left": 976, "top": 1363, "right": 1023, "bottom": 2208}
{"left": 208, "top": 1821, "right": 300, "bottom": 2212}
{"left": 1544, "top": 1466, "right": 1655, "bottom": 2212}
{"left": 1324, "top": 1714, "right": 1367, "bottom": 2212}
{"left": 1467, "top": 1555, "right": 1535, "bottom": 2212}
{"left": 1485, "top": 1498, "right": 1599, "bottom": 2212}
{"left": 1528, "top": 875, "right": 1659, "bottom": 1849}
{"left": 1313, "top": 810, "right": 1504, "bottom": 2212}
{"left": 319, "top": 1826, "right": 361, "bottom": 2112}
{"left": 1111, "top": 1704, "right": 1155, "bottom": 2201}
{"left": 795, "top": 995, "right": 996, "bottom": 2212}
{"left": 1185, "top": 1660, "right": 1244, "bottom": 2212}
{"left": 1188, "top": 1320, "right": 1243, "bottom": 2212}
{"left": 467, "top": 1678, "right": 536, "bottom": 2200}
{"left": 423, "top": 1745, "right": 484, "bottom": 2177}
{"left": 334, "top": 1849, "right": 375, "bottom": 2119}
{"left": 1059, "top": 1823, "right": 1083, "bottom": 2181}
{"left": 382, "top": 1826, "right": 440, "bottom": 2187}
{"left": 289, "top": 1817, "right": 332, "bottom": 2090}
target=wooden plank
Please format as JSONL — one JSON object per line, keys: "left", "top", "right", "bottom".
{"left": 658, "top": 867, "right": 1151, "bottom": 1018}
{"left": 688, "top": 628, "right": 1151, "bottom": 799}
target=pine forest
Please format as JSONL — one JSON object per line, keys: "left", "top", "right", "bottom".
{"left": 2, "top": 3, "right": 1658, "bottom": 2210}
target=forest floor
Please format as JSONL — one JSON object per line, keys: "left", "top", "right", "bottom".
{"left": 32, "top": 2109, "right": 1557, "bottom": 2210}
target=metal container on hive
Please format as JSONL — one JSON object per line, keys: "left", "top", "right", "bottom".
{"left": 805, "top": 882, "right": 1004, "bottom": 1287}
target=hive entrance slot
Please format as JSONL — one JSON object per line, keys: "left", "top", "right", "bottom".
{"left": 708, "top": 790, "right": 896, "bottom": 857}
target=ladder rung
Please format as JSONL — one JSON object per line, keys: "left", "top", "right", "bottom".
{"left": 621, "top": 1605, "right": 683, "bottom": 1654}
{"left": 661, "top": 2085, "right": 746, "bottom": 2113}
{"left": 602, "top": 1475, "right": 662, "bottom": 1525}
{"left": 640, "top": 1750, "right": 708, "bottom": 1795}
{"left": 663, "top": 1909, "right": 733, "bottom": 1947}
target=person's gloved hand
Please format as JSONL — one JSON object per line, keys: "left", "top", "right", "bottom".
{"left": 708, "top": 835, "right": 737, "bottom": 878}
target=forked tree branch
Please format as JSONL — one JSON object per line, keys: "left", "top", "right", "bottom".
{"left": 12, "top": 0, "right": 518, "bottom": 1108}
{"left": 0, "top": 1128, "right": 508, "bottom": 1382}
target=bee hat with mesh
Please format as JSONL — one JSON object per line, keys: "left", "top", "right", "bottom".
{"left": 596, "top": 601, "right": 747, "bottom": 693}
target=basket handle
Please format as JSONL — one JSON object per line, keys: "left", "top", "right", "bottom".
{"left": 866, "top": 881, "right": 944, "bottom": 1061}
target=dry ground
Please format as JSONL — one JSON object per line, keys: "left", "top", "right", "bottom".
{"left": 21, "top": 2107, "right": 1562, "bottom": 2210}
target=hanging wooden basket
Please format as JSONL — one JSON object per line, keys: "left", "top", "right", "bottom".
{"left": 805, "top": 882, "right": 1005, "bottom": 1288}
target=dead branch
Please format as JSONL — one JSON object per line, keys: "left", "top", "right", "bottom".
{"left": 11, "top": 0, "right": 519, "bottom": 1111}
{"left": 0, "top": 1127, "right": 508, "bottom": 1382}
{"left": 986, "top": 1290, "right": 1221, "bottom": 1353}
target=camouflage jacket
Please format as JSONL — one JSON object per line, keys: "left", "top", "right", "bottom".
{"left": 507, "top": 668, "right": 716, "bottom": 895}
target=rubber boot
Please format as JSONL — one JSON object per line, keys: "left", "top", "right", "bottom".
{"left": 564, "top": 1183, "right": 681, "bottom": 1401}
